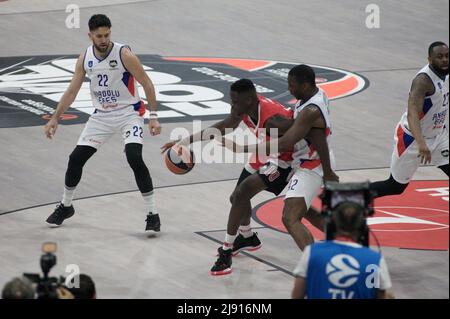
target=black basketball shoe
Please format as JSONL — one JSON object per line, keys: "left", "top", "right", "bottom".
{"left": 232, "top": 232, "right": 262, "bottom": 256}
{"left": 46, "top": 203, "right": 75, "bottom": 227}
{"left": 210, "top": 247, "right": 233, "bottom": 276}
{"left": 145, "top": 213, "right": 161, "bottom": 232}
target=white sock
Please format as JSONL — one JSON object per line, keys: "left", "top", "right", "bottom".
{"left": 239, "top": 224, "right": 253, "bottom": 238}
{"left": 62, "top": 186, "right": 76, "bottom": 207}
{"left": 143, "top": 191, "right": 157, "bottom": 215}
{"left": 223, "top": 233, "right": 237, "bottom": 251}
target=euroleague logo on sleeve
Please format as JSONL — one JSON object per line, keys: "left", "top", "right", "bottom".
{"left": 253, "top": 180, "right": 449, "bottom": 250}
{"left": 0, "top": 55, "right": 368, "bottom": 128}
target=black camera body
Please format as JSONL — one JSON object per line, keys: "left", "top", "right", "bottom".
{"left": 320, "top": 181, "right": 375, "bottom": 246}
{"left": 23, "top": 243, "right": 65, "bottom": 299}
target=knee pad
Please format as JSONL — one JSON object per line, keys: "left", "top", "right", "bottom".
{"left": 125, "top": 143, "right": 144, "bottom": 169}
{"left": 68, "top": 146, "right": 96, "bottom": 169}
{"left": 387, "top": 175, "right": 408, "bottom": 195}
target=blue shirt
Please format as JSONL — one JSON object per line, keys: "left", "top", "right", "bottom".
{"left": 293, "top": 240, "right": 391, "bottom": 299}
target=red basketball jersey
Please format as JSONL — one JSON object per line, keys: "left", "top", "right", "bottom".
{"left": 241, "top": 95, "right": 293, "bottom": 170}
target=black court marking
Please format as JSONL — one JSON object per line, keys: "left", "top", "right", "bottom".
{"left": 194, "top": 230, "right": 295, "bottom": 277}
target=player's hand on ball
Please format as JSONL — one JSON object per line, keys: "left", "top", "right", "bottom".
{"left": 149, "top": 119, "right": 161, "bottom": 136}
{"left": 160, "top": 140, "right": 179, "bottom": 154}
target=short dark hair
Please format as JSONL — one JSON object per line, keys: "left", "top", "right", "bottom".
{"left": 2, "top": 277, "right": 35, "bottom": 299}
{"left": 67, "top": 274, "right": 96, "bottom": 299}
{"left": 288, "top": 64, "right": 316, "bottom": 86}
{"left": 334, "top": 202, "right": 364, "bottom": 233}
{"left": 428, "top": 41, "right": 448, "bottom": 56}
{"left": 88, "top": 14, "right": 111, "bottom": 31}
{"left": 230, "top": 79, "right": 256, "bottom": 94}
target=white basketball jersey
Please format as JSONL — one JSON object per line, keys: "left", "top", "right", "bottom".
{"left": 292, "top": 88, "right": 333, "bottom": 175}
{"left": 399, "top": 65, "right": 449, "bottom": 138}
{"left": 83, "top": 42, "right": 145, "bottom": 115}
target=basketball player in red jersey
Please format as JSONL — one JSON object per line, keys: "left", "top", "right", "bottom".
{"left": 161, "top": 79, "right": 338, "bottom": 275}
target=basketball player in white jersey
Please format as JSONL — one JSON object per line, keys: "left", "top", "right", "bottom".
{"left": 43, "top": 14, "right": 162, "bottom": 232}
{"left": 371, "top": 42, "right": 449, "bottom": 197}
{"left": 224, "top": 65, "right": 335, "bottom": 251}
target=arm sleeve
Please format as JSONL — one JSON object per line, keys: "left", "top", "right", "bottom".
{"left": 293, "top": 245, "right": 311, "bottom": 278}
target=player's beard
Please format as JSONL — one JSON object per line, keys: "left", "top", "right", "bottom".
{"left": 94, "top": 41, "right": 110, "bottom": 53}
{"left": 432, "top": 63, "right": 449, "bottom": 76}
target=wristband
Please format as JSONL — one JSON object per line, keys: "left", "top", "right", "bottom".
{"left": 149, "top": 112, "right": 158, "bottom": 120}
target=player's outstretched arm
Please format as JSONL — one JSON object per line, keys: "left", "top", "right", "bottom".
{"left": 121, "top": 47, "right": 161, "bottom": 136}
{"left": 407, "top": 73, "right": 434, "bottom": 164}
{"left": 44, "top": 53, "right": 85, "bottom": 139}
{"left": 161, "top": 108, "right": 241, "bottom": 154}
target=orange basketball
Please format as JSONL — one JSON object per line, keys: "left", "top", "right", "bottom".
{"left": 165, "top": 146, "right": 195, "bottom": 175}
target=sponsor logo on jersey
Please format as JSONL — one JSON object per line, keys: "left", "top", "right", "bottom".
{"left": 109, "top": 60, "right": 118, "bottom": 68}
{"left": 0, "top": 55, "right": 369, "bottom": 128}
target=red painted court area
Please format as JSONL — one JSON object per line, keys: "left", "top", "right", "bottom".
{"left": 254, "top": 180, "right": 449, "bottom": 250}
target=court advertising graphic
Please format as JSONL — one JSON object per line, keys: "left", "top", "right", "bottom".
{"left": 253, "top": 180, "right": 449, "bottom": 250}
{"left": 0, "top": 55, "right": 369, "bottom": 128}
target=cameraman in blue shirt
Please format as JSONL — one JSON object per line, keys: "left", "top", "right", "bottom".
{"left": 291, "top": 199, "right": 394, "bottom": 299}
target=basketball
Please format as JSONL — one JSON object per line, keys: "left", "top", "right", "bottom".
{"left": 165, "top": 146, "right": 195, "bottom": 175}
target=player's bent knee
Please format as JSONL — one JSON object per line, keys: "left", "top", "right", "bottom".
{"left": 389, "top": 177, "right": 408, "bottom": 195}
{"left": 232, "top": 185, "right": 250, "bottom": 203}
{"left": 125, "top": 143, "right": 144, "bottom": 169}
{"left": 393, "top": 184, "right": 408, "bottom": 195}
{"left": 68, "top": 145, "right": 96, "bottom": 169}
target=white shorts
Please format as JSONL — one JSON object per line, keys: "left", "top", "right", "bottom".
{"left": 390, "top": 124, "right": 449, "bottom": 184}
{"left": 284, "top": 168, "right": 323, "bottom": 209}
{"left": 77, "top": 106, "right": 145, "bottom": 149}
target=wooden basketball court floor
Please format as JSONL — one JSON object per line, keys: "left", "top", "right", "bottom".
{"left": 0, "top": 0, "right": 448, "bottom": 298}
